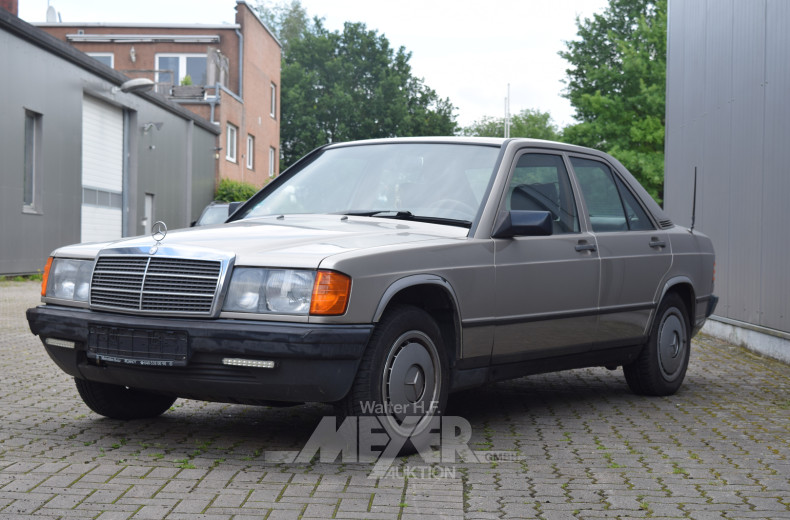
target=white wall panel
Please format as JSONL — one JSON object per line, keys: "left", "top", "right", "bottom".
{"left": 81, "top": 95, "right": 123, "bottom": 242}
{"left": 82, "top": 96, "right": 123, "bottom": 192}
{"left": 80, "top": 206, "right": 122, "bottom": 244}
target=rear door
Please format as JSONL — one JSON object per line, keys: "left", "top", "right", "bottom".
{"left": 569, "top": 155, "right": 672, "bottom": 348}
{"left": 492, "top": 150, "right": 600, "bottom": 361}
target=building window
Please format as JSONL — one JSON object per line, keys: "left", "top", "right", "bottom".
{"left": 246, "top": 135, "right": 254, "bottom": 170}
{"left": 155, "top": 54, "right": 207, "bottom": 88}
{"left": 269, "top": 147, "right": 276, "bottom": 178}
{"left": 23, "top": 109, "right": 42, "bottom": 213}
{"left": 270, "top": 83, "right": 277, "bottom": 119}
{"left": 226, "top": 123, "right": 238, "bottom": 162}
{"left": 82, "top": 187, "right": 123, "bottom": 209}
{"left": 87, "top": 53, "right": 114, "bottom": 68}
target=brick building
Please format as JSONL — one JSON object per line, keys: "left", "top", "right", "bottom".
{"left": 38, "top": 1, "right": 281, "bottom": 188}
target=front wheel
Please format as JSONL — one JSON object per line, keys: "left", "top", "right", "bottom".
{"left": 624, "top": 293, "right": 691, "bottom": 396}
{"left": 75, "top": 378, "right": 176, "bottom": 419}
{"left": 336, "top": 305, "right": 449, "bottom": 453}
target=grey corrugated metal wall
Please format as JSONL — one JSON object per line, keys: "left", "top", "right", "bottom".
{"left": 0, "top": 10, "right": 219, "bottom": 275}
{"left": 664, "top": 0, "right": 789, "bottom": 335}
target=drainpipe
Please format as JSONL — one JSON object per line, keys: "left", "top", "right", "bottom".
{"left": 235, "top": 26, "right": 245, "bottom": 183}
{"left": 209, "top": 82, "right": 220, "bottom": 124}
{"left": 235, "top": 28, "right": 243, "bottom": 98}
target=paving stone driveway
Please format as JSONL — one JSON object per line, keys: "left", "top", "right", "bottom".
{"left": 1, "top": 280, "right": 789, "bottom": 520}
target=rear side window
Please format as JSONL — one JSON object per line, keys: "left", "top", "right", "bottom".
{"left": 613, "top": 175, "right": 653, "bottom": 231}
{"left": 570, "top": 157, "right": 654, "bottom": 232}
{"left": 507, "top": 153, "right": 579, "bottom": 234}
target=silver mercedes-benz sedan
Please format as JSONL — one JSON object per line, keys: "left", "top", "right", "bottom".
{"left": 27, "top": 137, "right": 717, "bottom": 443}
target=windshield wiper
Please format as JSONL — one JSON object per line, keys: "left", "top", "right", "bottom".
{"left": 407, "top": 215, "right": 473, "bottom": 228}
{"left": 341, "top": 210, "right": 414, "bottom": 218}
{"left": 340, "top": 210, "right": 472, "bottom": 228}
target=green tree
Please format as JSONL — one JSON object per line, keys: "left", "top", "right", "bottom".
{"left": 255, "top": 2, "right": 457, "bottom": 168}
{"left": 252, "top": 0, "right": 311, "bottom": 54}
{"left": 559, "top": 0, "right": 667, "bottom": 201}
{"left": 463, "top": 108, "right": 560, "bottom": 140}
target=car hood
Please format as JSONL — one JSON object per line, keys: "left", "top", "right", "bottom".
{"left": 53, "top": 215, "right": 469, "bottom": 269}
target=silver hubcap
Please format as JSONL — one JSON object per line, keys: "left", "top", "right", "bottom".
{"left": 658, "top": 309, "right": 687, "bottom": 381}
{"left": 381, "top": 330, "right": 441, "bottom": 437}
{"left": 403, "top": 365, "right": 425, "bottom": 402}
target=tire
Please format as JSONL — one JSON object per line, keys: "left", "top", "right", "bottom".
{"left": 335, "top": 305, "right": 449, "bottom": 454}
{"left": 75, "top": 378, "right": 176, "bottom": 420}
{"left": 624, "top": 293, "right": 691, "bottom": 396}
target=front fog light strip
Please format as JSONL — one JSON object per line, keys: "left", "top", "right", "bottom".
{"left": 45, "top": 338, "right": 76, "bottom": 349}
{"left": 222, "top": 358, "right": 275, "bottom": 369}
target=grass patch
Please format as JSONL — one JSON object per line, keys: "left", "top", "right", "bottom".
{"left": 0, "top": 273, "right": 43, "bottom": 282}
{"left": 175, "top": 458, "right": 196, "bottom": 469}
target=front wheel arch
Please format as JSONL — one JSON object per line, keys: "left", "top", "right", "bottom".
{"left": 372, "top": 276, "right": 462, "bottom": 366}
{"left": 336, "top": 304, "right": 450, "bottom": 453}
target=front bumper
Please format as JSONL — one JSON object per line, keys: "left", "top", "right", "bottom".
{"left": 27, "top": 305, "right": 373, "bottom": 404}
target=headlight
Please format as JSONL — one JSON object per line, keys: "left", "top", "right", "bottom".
{"left": 265, "top": 269, "right": 314, "bottom": 314}
{"left": 46, "top": 258, "right": 93, "bottom": 302}
{"left": 223, "top": 268, "right": 316, "bottom": 315}
{"left": 223, "top": 268, "right": 351, "bottom": 315}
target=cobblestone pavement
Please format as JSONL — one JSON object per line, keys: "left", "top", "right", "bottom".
{"left": 2, "top": 280, "right": 789, "bottom": 519}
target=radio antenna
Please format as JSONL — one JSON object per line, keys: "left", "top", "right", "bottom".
{"left": 690, "top": 166, "right": 698, "bottom": 232}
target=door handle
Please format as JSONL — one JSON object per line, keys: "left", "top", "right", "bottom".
{"left": 649, "top": 237, "right": 666, "bottom": 248}
{"left": 575, "top": 242, "right": 597, "bottom": 252}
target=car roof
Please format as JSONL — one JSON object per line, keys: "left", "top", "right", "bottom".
{"left": 326, "top": 136, "right": 609, "bottom": 156}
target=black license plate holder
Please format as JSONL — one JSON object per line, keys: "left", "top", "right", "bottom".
{"left": 87, "top": 326, "right": 189, "bottom": 367}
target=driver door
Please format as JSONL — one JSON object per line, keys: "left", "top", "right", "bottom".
{"left": 492, "top": 151, "right": 600, "bottom": 361}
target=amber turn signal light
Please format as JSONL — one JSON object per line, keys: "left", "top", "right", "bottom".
{"left": 41, "top": 257, "right": 53, "bottom": 297}
{"left": 310, "top": 271, "right": 351, "bottom": 315}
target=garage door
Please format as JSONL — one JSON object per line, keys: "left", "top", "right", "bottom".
{"left": 81, "top": 95, "right": 123, "bottom": 243}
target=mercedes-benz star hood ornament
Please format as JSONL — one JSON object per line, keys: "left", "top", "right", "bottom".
{"left": 149, "top": 221, "right": 167, "bottom": 255}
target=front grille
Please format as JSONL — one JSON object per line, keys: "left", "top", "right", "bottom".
{"left": 91, "top": 256, "right": 221, "bottom": 315}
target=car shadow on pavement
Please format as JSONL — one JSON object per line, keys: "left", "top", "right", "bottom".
{"left": 57, "top": 366, "right": 660, "bottom": 467}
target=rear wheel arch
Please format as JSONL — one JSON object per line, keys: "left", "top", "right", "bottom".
{"left": 625, "top": 292, "right": 692, "bottom": 396}
{"left": 656, "top": 278, "right": 696, "bottom": 331}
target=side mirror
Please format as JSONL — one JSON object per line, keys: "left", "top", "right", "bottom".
{"left": 492, "top": 210, "right": 553, "bottom": 238}
{"left": 190, "top": 220, "right": 197, "bottom": 227}
{"left": 228, "top": 201, "right": 242, "bottom": 216}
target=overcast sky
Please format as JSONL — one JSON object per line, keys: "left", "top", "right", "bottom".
{"left": 18, "top": 0, "right": 609, "bottom": 129}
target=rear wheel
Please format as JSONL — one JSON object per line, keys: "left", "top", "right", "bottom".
{"left": 75, "top": 378, "right": 176, "bottom": 419}
{"left": 336, "top": 305, "right": 449, "bottom": 454}
{"left": 624, "top": 293, "right": 691, "bottom": 396}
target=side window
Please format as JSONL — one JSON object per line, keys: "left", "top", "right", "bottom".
{"left": 508, "top": 153, "right": 579, "bottom": 234}
{"left": 23, "top": 109, "right": 43, "bottom": 214}
{"left": 570, "top": 157, "right": 654, "bottom": 232}
{"left": 613, "top": 175, "right": 654, "bottom": 231}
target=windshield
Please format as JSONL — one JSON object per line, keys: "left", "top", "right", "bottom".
{"left": 242, "top": 143, "right": 501, "bottom": 224}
